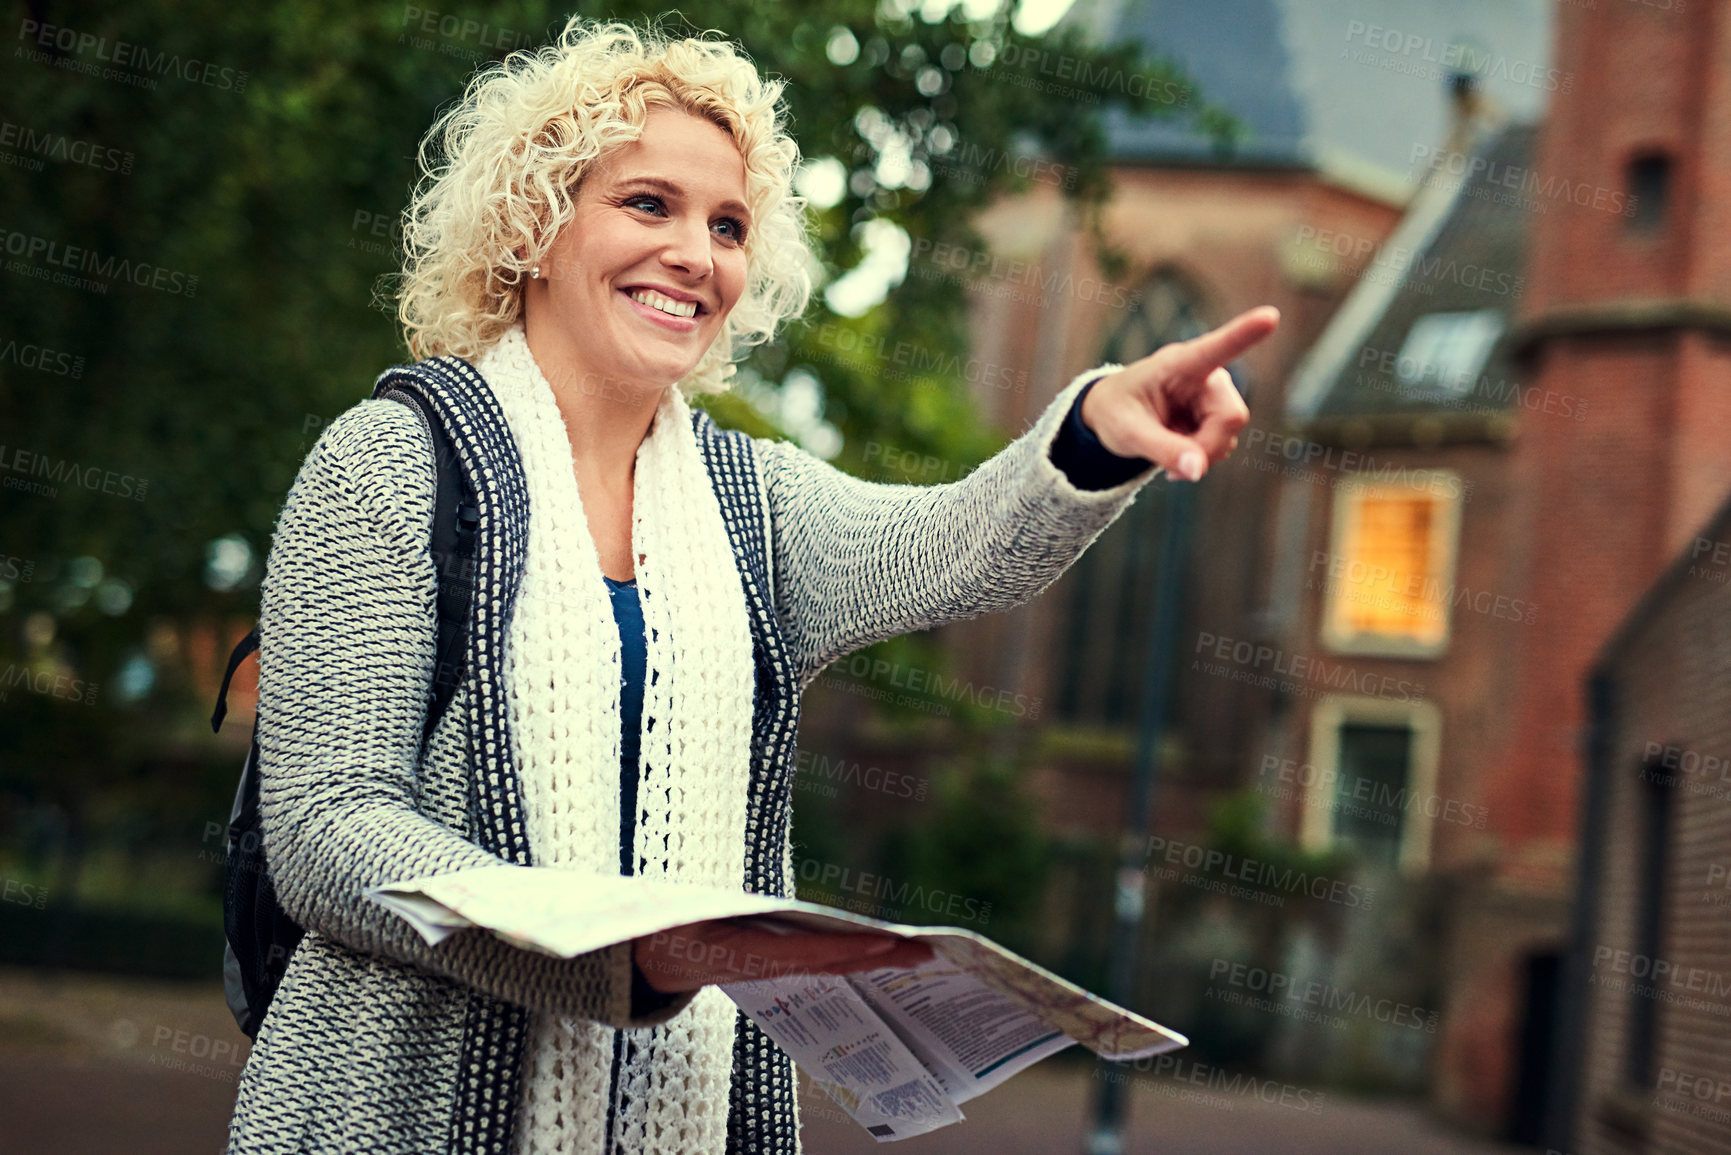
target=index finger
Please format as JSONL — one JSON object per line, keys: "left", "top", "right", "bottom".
{"left": 1168, "top": 306, "right": 1280, "bottom": 377}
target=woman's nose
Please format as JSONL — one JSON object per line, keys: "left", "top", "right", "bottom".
{"left": 658, "top": 218, "right": 714, "bottom": 279}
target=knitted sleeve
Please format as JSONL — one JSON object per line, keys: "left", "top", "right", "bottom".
{"left": 753, "top": 366, "right": 1162, "bottom": 685}
{"left": 256, "top": 399, "right": 693, "bottom": 1030}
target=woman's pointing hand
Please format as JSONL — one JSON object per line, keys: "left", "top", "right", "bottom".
{"left": 1080, "top": 305, "right": 1279, "bottom": 482}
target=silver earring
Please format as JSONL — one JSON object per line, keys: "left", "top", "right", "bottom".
{"left": 529, "top": 264, "right": 542, "bottom": 280}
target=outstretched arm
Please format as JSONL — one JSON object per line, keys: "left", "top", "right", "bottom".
{"left": 753, "top": 366, "right": 1151, "bottom": 686}
{"left": 755, "top": 306, "right": 1275, "bottom": 686}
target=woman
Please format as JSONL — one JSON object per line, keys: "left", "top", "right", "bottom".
{"left": 228, "top": 17, "right": 1274, "bottom": 1155}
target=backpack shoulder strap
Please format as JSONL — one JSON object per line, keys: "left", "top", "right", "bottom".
{"left": 376, "top": 379, "right": 478, "bottom": 743}
{"left": 209, "top": 379, "right": 479, "bottom": 743}
{"left": 211, "top": 626, "right": 260, "bottom": 733}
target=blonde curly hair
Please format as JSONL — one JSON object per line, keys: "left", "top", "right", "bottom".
{"left": 395, "top": 18, "right": 813, "bottom": 395}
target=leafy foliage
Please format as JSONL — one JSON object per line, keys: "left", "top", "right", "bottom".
{"left": 0, "top": 0, "right": 1206, "bottom": 895}
{"left": 874, "top": 750, "right": 1053, "bottom": 942}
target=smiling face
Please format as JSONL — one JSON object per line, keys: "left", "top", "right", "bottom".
{"left": 526, "top": 105, "right": 751, "bottom": 397}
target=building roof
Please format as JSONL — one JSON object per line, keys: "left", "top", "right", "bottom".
{"left": 1068, "top": 0, "right": 1552, "bottom": 199}
{"left": 1282, "top": 121, "right": 1539, "bottom": 440}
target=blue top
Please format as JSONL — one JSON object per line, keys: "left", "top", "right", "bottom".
{"left": 604, "top": 575, "right": 647, "bottom": 877}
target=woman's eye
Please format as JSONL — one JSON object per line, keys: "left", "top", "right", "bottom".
{"left": 713, "top": 217, "right": 748, "bottom": 243}
{"left": 627, "top": 195, "right": 664, "bottom": 215}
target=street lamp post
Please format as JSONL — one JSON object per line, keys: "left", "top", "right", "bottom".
{"left": 1084, "top": 478, "right": 1195, "bottom": 1155}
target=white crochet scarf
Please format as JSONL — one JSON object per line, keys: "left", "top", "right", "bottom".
{"left": 476, "top": 322, "right": 756, "bottom": 1155}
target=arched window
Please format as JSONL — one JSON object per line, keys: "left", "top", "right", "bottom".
{"left": 1101, "top": 269, "right": 1209, "bottom": 370}
{"left": 1052, "top": 270, "right": 1208, "bottom": 727}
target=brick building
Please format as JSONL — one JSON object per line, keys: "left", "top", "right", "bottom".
{"left": 1268, "top": 111, "right": 1548, "bottom": 1125}
{"left": 806, "top": 0, "right": 1553, "bottom": 839}
{"left": 1555, "top": 493, "right": 1731, "bottom": 1155}
{"left": 801, "top": 0, "right": 1729, "bottom": 1141}
{"left": 1253, "top": 0, "right": 1731, "bottom": 1139}
{"left": 1246, "top": 0, "right": 1731, "bottom": 1138}
{"left": 1498, "top": 0, "right": 1731, "bottom": 1139}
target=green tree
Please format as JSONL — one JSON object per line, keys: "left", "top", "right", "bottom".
{"left": 0, "top": 0, "right": 1211, "bottom": 903}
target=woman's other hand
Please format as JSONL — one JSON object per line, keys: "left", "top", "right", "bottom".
{"left": 1080, "top": 305, "right": 1279, "bottom": 482}
{"left": 632, "top": 919, "right": 936, "bottom": 993}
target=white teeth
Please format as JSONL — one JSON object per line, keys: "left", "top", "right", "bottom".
{"left": 628, "top": 289, "right": 698, "bottom": 318}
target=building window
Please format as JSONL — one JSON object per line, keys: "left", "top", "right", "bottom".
{"left": 1394, "top": 310, "right": 1504, "bottom": 398}
{"left": 1627, "top": 752, "right": 1674, "bottom": 1087}
{"left": 1332, "top": 723, "right": 1414, "bottom": 868}
{"left": 1626, "top": 152, "right": 1671, "bottom": 234}
{"left": 1318, "top": 475, "right": 1464, "bottom": 658}
{"left": 1052, "top": 270, "right": 1206, "bottom": 727}
{"left": 1300, "top": 696, "right": 1444, "bottom": 874}
{"left": 1101, "top": 270, "right": 1208, "bottom": 372}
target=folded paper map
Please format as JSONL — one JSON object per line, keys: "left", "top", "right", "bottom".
{"left": 367, "top": 864, "right": 1186, "bottom": 1142}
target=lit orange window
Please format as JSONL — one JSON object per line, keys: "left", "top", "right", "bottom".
{"left": 1321, "top": 479, "right": 1461, "bottom": 655}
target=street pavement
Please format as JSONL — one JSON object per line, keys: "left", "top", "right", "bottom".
{"left": 0, "top": 967, "right": 1530, "bottom": 1155}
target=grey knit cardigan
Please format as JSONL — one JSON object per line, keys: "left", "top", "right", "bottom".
{"left": 226, "top": 355, "right": 1153, "bottom": 1154}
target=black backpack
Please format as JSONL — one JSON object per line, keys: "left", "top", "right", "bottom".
{"left": 210, "top": 379, "right": 479, "bottom": 1040}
